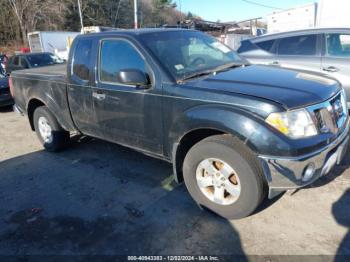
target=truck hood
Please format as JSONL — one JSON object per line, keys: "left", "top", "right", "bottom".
{"left": 189, "top": 65, "right": 340, "bottom": 109}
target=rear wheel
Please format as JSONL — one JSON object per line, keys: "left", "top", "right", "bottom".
{"left": 183, "top": 135, "right": 265, "bottom": 219}
{"left": 33, "top": 106, "right": 70, "bottom": 151}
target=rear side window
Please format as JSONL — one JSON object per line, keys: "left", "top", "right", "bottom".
{"left": 256, "top": 40, "right": 275, "bottom": 53}
{"left": 99, "top": 40, "right": 146, "bottom": 84}
{"left": 237, "top": 40, "right": 257, "bottom": 53}
{"left": 72, "top": 39, "right": 93, "bottom": 81}
{"left": 326, "top": 33, "right": 350, "bottom": 57}
{"left": 278, "top": 34, "right": 317, "bottom": 55}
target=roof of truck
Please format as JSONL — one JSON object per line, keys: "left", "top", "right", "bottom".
{"left": 76, "top": 28, "right": 195, "bottom": 39}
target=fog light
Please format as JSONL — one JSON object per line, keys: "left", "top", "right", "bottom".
{"left": 302, "top": 163, "right": 315, "bottom": 182}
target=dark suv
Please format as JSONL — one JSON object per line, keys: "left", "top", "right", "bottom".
{"left": 6, "top": 52, "right": 64, "bottom": 74}
{"left": 238, "top": 28, "right": 350, "bottom": 107}
{"left": 0, "top": 69, "right": 12, "bottom": 107}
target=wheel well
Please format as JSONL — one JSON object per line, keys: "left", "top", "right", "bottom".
{"left": 27, "top": 99, "right": 45, "bottom": 130}
{"left": 174, "top": 128, "right": 225, "bottom": 183}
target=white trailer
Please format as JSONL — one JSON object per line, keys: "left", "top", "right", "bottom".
{"left": 27, "top": 31, "right": 80, "bottom": 60}
{"left": 267, "top": 3, "right": 317, "bottom": 34}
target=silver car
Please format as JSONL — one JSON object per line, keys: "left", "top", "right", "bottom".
{"left": 238, "top": 28, "right": 350, "bottom": 107}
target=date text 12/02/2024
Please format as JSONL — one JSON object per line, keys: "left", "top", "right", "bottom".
{"left": 127, "top": 256, "right": 220, "bottom": 261}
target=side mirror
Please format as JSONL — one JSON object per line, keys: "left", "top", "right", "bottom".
{"left": 116, "top": 69, "right": 150, "bottom": 87}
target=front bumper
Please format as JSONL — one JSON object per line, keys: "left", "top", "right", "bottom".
{"left": 259, "top": 121, "right": 349, "bottom": 198}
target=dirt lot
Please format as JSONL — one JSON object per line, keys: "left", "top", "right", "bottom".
{"left": 0, "top": 106, "right": 349, "bottom": 258}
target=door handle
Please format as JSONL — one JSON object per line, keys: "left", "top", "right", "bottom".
{"left": 92, "top": 91, "right": 106, "bottom": 101}
{"left": 270, "top": 61, "right": 280, "bottom": 66}
{"left": 322, "top": 66, "right": 339, "bottom": 73}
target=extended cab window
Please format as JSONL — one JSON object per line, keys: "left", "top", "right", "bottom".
{"left": 278, "top": 34, "right": 317, "bottom": 56}
{"left": 99, "top": 40, "right": 146, "bottom": 84}
{"left": 72, "top": 39, "right": 93, "bottom": 80}
{"left": 326, "top": 33, "right": 350, "bottom": 57}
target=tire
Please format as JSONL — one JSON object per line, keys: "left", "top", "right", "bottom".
{"left": 183, "top": 135, "right": 266, "bottom": 219}
{"left": 33, "top": 106, "right": 70, "bottom": 152}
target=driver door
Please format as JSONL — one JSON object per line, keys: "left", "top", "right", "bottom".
{"left": 93, "top": 38, "right": 163, "bottom": 154}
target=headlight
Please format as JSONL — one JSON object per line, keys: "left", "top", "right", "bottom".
{"left": 266, "top": 109, "right": 317, "bottom": 138}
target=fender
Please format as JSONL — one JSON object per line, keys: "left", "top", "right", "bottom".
{"left": 167, "top": 104, "right": 293, "bottom": 183}
{"left": 167, "top": 104, "right": 292, "bottom": 156}
{"left": 25, "top": 80, "right": 76, "bottom": 132}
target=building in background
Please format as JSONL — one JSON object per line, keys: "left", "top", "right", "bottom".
{"left": 267, "top": 3, "right": 317, "bottom": 33}
{"left": 317, "top": 0, "right": 350, "bottom": 28}
{"left": 267, "top": 0, "right": 350, "bottom": 34}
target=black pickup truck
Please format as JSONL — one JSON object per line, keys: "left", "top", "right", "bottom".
{"left": 10, "top": 29, "right": 349, "bottom": 219}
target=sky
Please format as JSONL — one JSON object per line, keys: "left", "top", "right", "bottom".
{"left": 179, "top": 0, "right": 317, "bottom": 22}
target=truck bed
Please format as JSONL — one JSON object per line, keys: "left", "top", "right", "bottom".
{"left": 11, "top": 64, "right": 76, "bottom": 131}
{"left": 12, "top": 64, "right": 67, "bottom": 81}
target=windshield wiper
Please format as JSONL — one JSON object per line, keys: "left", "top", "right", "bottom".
{"left": 178, "top": 62, "right": 246, "bottom": 83}
{"left": 213, "top": 62, "right": 246, "bottom": 73}
{"left": 178, "top": 69, "right": 216, "bottom": 83}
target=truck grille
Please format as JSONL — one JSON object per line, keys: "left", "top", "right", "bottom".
{"left": 309, "top": 91, "right": 348, "bottom": 134}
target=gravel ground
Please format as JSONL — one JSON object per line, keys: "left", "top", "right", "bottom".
{"left": 0, "top": 107, "right": 349, "bottom": 259}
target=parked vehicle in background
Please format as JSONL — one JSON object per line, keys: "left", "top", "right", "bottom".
{"left": 238, "top": 28, "right": 350, "bottom": 107}
{"left": 10, "top": 29, "right": 349, "bottom": 219}
{"left": 0, "top": 54, "right": 8, "bottom": 72}
{"left": 0, "top": 71, "right": 13, "bottom": 107}
{"left": 6, "top": 52, "right": 64, "bottom": 74}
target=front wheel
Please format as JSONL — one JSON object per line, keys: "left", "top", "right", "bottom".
{"left": 183, "top": 135, "right": 266, "bottom": 219}
{"left": 33, "top": 106, "right": 70, "bottom": 152}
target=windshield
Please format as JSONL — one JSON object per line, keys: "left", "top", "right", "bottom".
{"left": 139, "top": 30, "right": 244, "bottom": 81}
{"left": 26, "top": 53, "right": 64, "bottom": 67}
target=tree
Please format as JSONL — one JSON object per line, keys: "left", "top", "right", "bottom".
{"left": 7, "top": 0, "right": 67, "bottom": 44}
{"left": 7, "top": 0, "right": 32, "bottom": 44}
{"left": 1, "top": 0, "right": 192, "bottom": 48}
{"left": 0, "top": 1, "right": 19, "bottom": 43}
